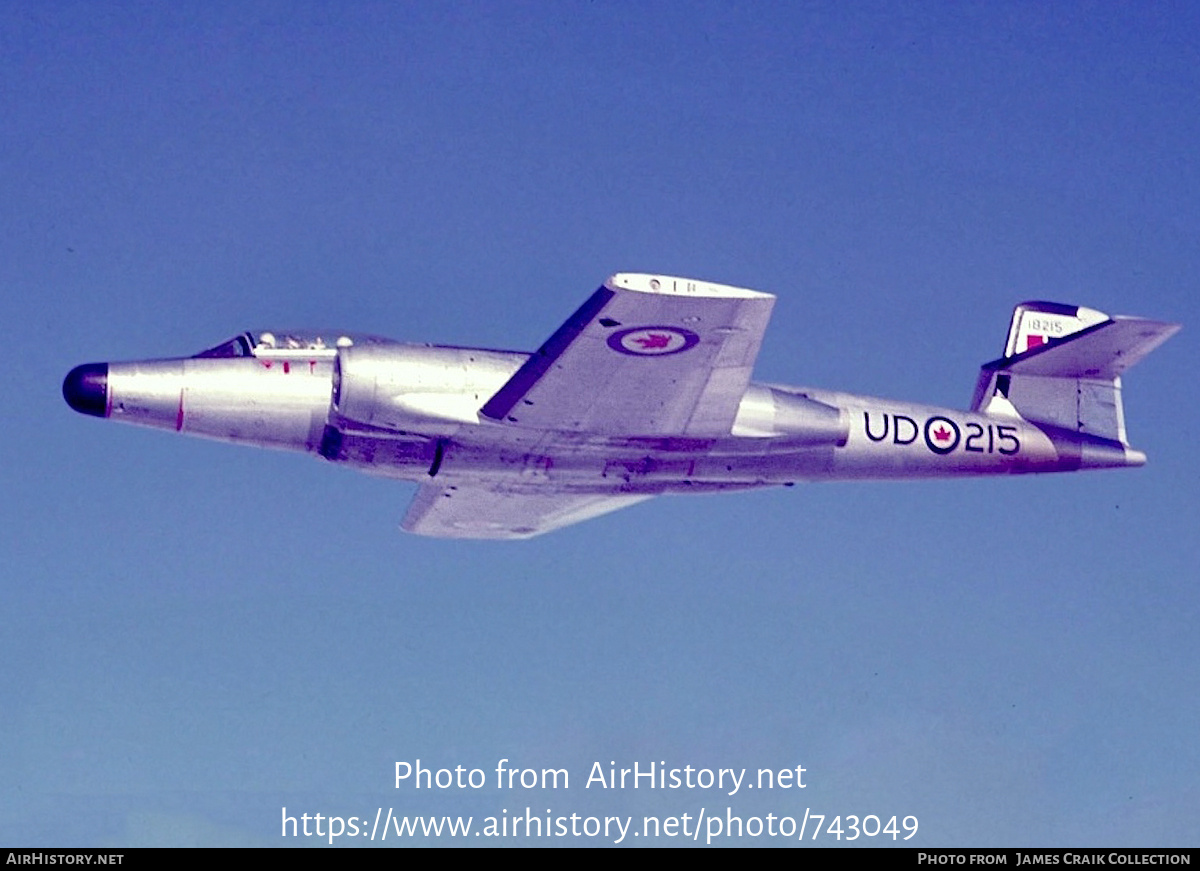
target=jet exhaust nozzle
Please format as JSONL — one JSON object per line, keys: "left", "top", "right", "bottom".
{"left": 63, "top": 363, "right": 109, "bottom": 417}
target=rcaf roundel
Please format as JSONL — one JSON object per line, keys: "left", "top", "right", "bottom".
{"left": 923, "top": 415, "right": 961, "bottom": 454}
{"left": 606, "top": 326, "right": 700, "bottom": 357}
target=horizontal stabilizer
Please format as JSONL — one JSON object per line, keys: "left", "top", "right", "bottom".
{"left": 972, "top": 301, "right": 1180, "bottom": 444}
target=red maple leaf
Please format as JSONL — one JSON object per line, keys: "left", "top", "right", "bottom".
{"left": 633, "top": 333, "right": 672, "bottom": 350}
{"left": 933, "top": 425, "right": 952, "bottom": 441}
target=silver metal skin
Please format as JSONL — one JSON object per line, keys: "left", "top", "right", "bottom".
{"left": 63, "top": 273, "right": 1179, "bottom": 539}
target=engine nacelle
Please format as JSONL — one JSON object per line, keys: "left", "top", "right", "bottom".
{"left": 333, "top": 342, "right": 524, "bottom": 434}
{"left": 732, "top": 385, "right": 848, "bottom": 445}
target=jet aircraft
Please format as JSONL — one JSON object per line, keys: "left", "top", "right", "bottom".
{"left": 63, "top": 273, "right": 1179, "bottom": 538}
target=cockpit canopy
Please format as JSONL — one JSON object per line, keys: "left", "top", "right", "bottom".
{"left": 193, "top": 331, "right": 389, "bottom": 360}
{"left": 194, "top": 332, "right": 256, "bottom": 358}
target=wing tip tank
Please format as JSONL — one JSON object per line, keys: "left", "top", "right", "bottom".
{"left": 608, "top": 273, "right": 774, "bottom": 300}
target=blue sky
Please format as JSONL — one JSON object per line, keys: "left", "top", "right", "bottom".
{"left": 3, "top": 2, "right": 1198, "bottom": 846}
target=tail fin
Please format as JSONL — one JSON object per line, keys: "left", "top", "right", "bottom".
{"left": 971, "top": 301, "right": 1180, "bottom": 445}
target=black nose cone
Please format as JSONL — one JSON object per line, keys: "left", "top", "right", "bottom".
{"left": 63, "top": 363, "right": 109, "bottom": 417}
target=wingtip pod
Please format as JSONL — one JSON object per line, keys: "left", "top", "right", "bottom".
{"left": 607, "top": 273, "right": 775, "bottom": 300}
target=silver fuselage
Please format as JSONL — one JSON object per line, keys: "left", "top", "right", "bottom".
{"left": 87, "top": 338, "right": 1140, "bottom": 498}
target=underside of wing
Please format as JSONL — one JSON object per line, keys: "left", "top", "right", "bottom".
{"left": 480, "top": 273, "right": 775, "bottom": 436}
{"left": 400, "top": 483, "right": 654, "bottom": 539}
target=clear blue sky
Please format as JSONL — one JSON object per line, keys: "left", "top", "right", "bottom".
{"left": 2, "top": 2, "right": 1197, "bottom": 846}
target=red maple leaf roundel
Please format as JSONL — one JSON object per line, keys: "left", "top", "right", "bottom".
{"left": 933, "top": 425, "right": 952, "bottom": 442}
{"left": 607, "top": 325, "right": 699, "bottom": 357}
{"left": 633, "top": 332, "right": 672, "bottom": 350}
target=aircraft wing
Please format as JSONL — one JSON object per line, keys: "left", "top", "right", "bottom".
{"left": 401, "top": 483, "right": 654, "bottom": 539}
{"left": 480, "top": 273, "right": 775, "bottom": 436}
